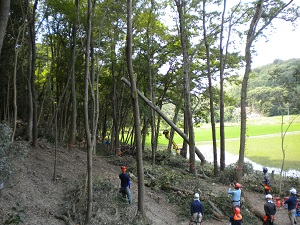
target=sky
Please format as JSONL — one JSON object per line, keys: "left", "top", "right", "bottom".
{"left": 251, "top": 19, "right": 300, "bottom": 68}
{"left": 229, "top": 0, "right": 300, "bottom": 68}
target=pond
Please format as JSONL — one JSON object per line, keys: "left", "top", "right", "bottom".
{"left": 192, "top": 144, "right": 300, "bottom": 177}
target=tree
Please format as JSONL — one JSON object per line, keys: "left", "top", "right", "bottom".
{"left": 202, "top": 0, "right": 218, "bottom": 175}
{"left": 238, "top": 0, "right": 296, "bottom": 180}
{"left": 175, "top": 0, "right": 196, "bottom": 176}
{"left": 83, "top": 0, "right": 93, "bottom": 223}
{"left": 126, "top": 0, "right": 145, "bottom": 217}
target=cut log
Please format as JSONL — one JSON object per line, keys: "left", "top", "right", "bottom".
{"left": 165, "top": 185, "right": 194, "bottom": 195}
{"left": 208, "top": 200, "right": 226, "bottom": 219}
{"left": 244, "top": 192, "right": 264, "bottom": 221}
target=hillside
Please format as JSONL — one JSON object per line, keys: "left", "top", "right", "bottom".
{"left": 0, "top": 142, "right": 296, "bottom": 225}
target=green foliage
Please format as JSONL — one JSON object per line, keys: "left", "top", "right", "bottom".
{"left": 4, "top": 203, "right": 25, "bottom": 225}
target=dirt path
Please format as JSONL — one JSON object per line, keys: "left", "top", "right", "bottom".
{"left": 244, "top": 190, "right": 296, "bottom": 225}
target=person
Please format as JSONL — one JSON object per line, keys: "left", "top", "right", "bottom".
{"left": 229, "top": 206, "right": 243, "bottom": 225}
{"left": 228, "top": 182, "right": 242, "bottom": 209}
{"left": 284, "top": 188, "right": 298, "bottom": 225}
{"left": 119, "top": 165, "right": 132, "bottom": 204}
{"left": 263, "top": 194, "right": 276, "bottom": 225}
{"left": 190, "top": 193, "right": 204, "bottom": 225}
{"left": 262, "top": 167, "right": 271, "bottom": 195}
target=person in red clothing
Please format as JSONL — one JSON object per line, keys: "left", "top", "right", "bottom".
{"left": 229, "top": 207, "right": 243, "bottom": 225}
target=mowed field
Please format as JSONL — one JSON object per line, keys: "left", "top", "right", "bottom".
{"left": 155, "top": 115, "right": 300, "bottom": 171}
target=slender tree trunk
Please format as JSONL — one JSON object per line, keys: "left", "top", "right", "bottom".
{"left": 238, "top": 0, "right": 264, "bottom": 181}
{"left": 27, "top": 0, "right": 38, "bottom": 148}
{"left": 12, "top": 26, "right": 24, "bottom": 141}
{"left": 203, "top": 0, "right": 218, "bottom": 175}
{"left": 126, "top": 0, "right": 145, "bottom": 216}
{"left": 69, "top": 0, "right": 79, "bottom": 148}
{"left": 175, "top": 0, "right": 196, "bottom": 176}
{"left": 84, "top": 0, "right": 93, "bottom": 223}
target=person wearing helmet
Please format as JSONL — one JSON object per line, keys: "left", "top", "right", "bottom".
{"left": 263, "top": 194, "right": 276, "bottom": 225}
{"left": 190, "top": 193, "right": 204, "bottom": 225}
{"left": 262, "top": 167, "right": 271, "bottom": 195}
{"left": 119, "top": 165, "right": 132, "bottom": 204}
{"left": 229, "top": 207, "right": 243, "bottom": 225}
{"left": 228, "top": 182, "right": 242, "bottom": 209}
{"left": 284, "top": 188, "right": 298, "bottom": 225}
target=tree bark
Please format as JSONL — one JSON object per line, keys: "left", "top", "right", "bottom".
{"left": 202, "top": 0, "right": 218, "bottom": 175}
{"left": 126, "top": 0, "right": 145, "bottom": 216}
{"left": 69, "top": 0, "right": 78, "bottom": 148}
{"left": 175, "top": 0, "right": 196, "bottom": 176}
{"left": 84, "top": 0, "right": 93, "bottom": 223}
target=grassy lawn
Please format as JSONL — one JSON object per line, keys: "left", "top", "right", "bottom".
{"left": 152, "top": 115, "right": 300, "bottom": 171}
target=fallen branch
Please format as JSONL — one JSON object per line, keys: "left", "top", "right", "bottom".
{"left": 165, "top": 185, "right": 194, "bottom": 195}
{"left": 54, "top": 215, "right": 76, "bottom": 225}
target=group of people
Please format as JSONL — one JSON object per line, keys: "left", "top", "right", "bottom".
{"left": 118, "top": 165, "right": 298, "bottom": 225}
{"left": 262, "top": 188, "right": 298, "bottom": 225}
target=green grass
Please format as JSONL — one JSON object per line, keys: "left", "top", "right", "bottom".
{"left": 150, "top": 115, "right": 300, "bottom": 171}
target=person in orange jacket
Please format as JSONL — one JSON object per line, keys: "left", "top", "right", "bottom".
{"left": 229, "top": 207, "right": 243, "bottom": 225}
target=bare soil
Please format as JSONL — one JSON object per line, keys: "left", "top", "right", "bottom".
{"left": 0, "top": 142, "right": 296, "bottom": 225}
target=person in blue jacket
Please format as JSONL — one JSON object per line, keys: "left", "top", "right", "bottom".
{"left": 228, "top": 182, "right": 242, "bottom": 209}
{"left": 284, "top": 188, "right": 298, "bottom": 225}
{"left": 119, "top": 165, "right": 132, "bottom": 204}
{"left": 190, "top": 193, "right": 204, "bottom": 225}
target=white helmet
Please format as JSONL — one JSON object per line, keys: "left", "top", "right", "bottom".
{"left": 266, "top": 194, "right": 272, "bottom": 199}
{"left": 290, "top": 188, "right": 297, "bottom": 195}
{"left": 194, "top": 193, "right": 199, "bottom": 199}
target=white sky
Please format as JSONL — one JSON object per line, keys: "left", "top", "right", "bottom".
{"left": 229, "top": 0, "right": 300, "bottom": 68}
{"left": 251, "top": 19, "right": 300, "bottom": 67}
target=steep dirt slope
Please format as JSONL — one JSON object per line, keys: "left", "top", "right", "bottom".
{"left": 0, "top": 143, "right": 295, "bottom": 225}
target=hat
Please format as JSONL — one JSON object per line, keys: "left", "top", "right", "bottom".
{"left": 194, "top": 193, "right": 199, "bottom": 199}
{"left": 266, "top": 194, "right": 273, "bottom": 199}
{"left": 234, "top": 207, "right": 241, "bottom": 215}
{"left": 290, "top": 188, "right": 297, "bottom": 195}
{"left": 235, "top": 183, "right": 242, "bottom": 188}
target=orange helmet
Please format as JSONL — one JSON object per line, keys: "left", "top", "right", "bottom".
{"left": 235, "top": 183, "right": 242, "bottom": 188}
{"left": 121, "top": 166, "right": 127, "bottom": 172}
{"left": 234, "top": 207, "right": 241, "bottom": 214}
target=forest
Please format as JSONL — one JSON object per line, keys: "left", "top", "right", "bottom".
{"left": 0, "top": 0, "right": 300, "bottom": 224}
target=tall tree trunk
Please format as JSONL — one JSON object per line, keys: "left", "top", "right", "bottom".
{"left": 84, "top": 0, "right": 93, "bottom": 223}
{"left": 12, "top": 25, "right": 25, "bottom": 141}
{"left": 27, "top": 0, "right": 38, "bottom": 148}
{"left": 203, "top": 0, "right": 218, "bottom": 175}
{"left": 175, "top": 0, "right": 196, "bottom": 176}
{"left": 126, "top": 0, "right": 145, "bottom": 216}
{"left": 69, "top": 0, "right": 79, "bottom": 148}
{"left": 146, "top": 0, "right": 157, "bottom": 166}
{"left": 0, "top": 0, "right": 10, "bottom": 55}
{"left": 237, "top": 0, "right": 293, "bottom": 180}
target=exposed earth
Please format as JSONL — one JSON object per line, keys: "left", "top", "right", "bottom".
{"left": 0, "top": 141, "right": 297, "bottom": 225}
